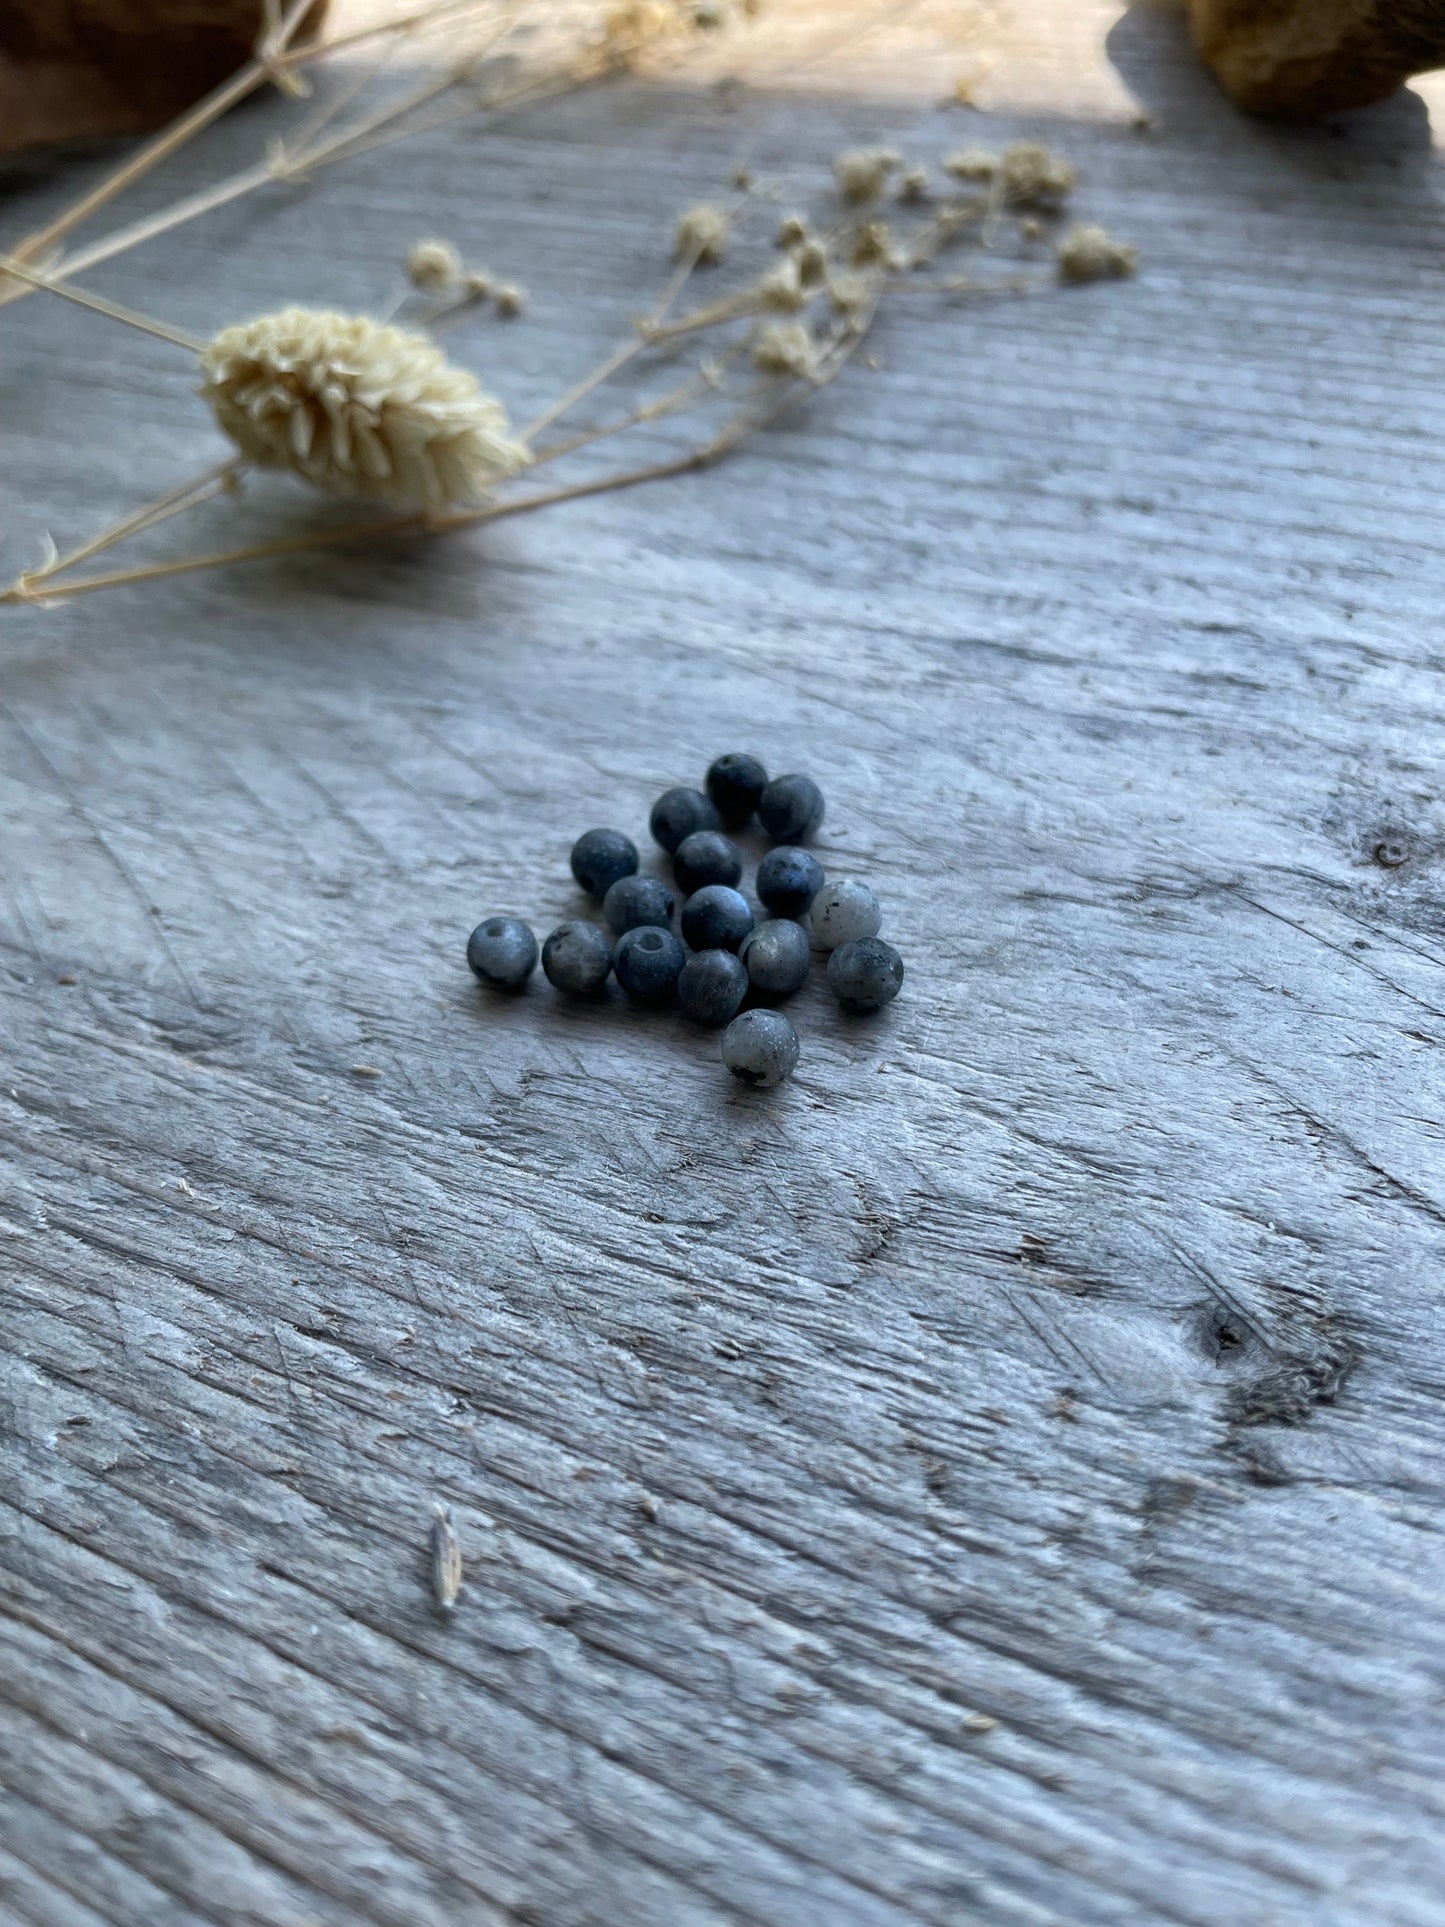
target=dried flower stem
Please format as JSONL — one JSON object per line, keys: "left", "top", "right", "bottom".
{"left": 21, "top": 460, "right": 245, "bottom": 593}
{"left": 2, "top": 0, "right": 318, "bottom": 282}
{"left": 0, "top": 256, "right": 207, "bottom": 352}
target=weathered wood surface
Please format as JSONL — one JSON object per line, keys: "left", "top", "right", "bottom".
{"left": 5, "top": 6, "right": 1445, "bottom": 1923}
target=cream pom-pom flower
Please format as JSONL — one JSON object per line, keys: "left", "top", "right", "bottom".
{"left": 199, "top": 308, "right": 529, "bottom": 513}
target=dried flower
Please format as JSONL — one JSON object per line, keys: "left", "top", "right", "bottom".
{"left": 752, "top": 320, "right": 817, "bottom": 377}
{"left": 200, "top": 308, "right": 528, "bottom": 512}
{"left": 795, "top": 237, "right": 829, "bottom": 287}
{"left": 757, "top": 258, "right": 810, "bottom": 312}
{"left": 406, "top": 238, "right": 462, "bottom": 292}
{"left": 495, "top": 282, "right": 527, "bottom": 316}
{"left": 832, "top": 147, "right": 902, "bottom": 205}
{"left": 1056, "top": 223, "right": 1136, "bottom": 283}
{"left": 463, "top": 269, "right": 492, "bottom": 299}
{"left": 851, "top": 219, "right": 897, "bottom": 268}
{"left": 675, "top": 202, "right": 730, "bottom": 264}
{"left": 732, "top": 164, "right": 754, "bottom": 190}
{"left": 429, "top": 1503, "right": 462, "bottom": 1612}
{"left": 898, "top": 166, "right": 930, "bottom": 203}
{"left": 693, "top": 0, "right": 726, "bottom": 27}
{"left": 827, "top": 271, "right": 876, "bottom": 328}
{"left": 775, "top": 212, "right": 809, "bottom": 248}
{"left": 943, "top": 147, "right": 998, "bottom": 182}
{"left": 602, "top": 0, "right": 677, "bottom": 64}
{"left": 1019, "top": 218, "right": 1042, "bottom": 242}
{"left": 999, "top": 142, "right": 1075, "bottom": 207}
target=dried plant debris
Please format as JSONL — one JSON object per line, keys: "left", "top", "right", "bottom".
{"left": 201, "top": 309, "right": 530, "bottom": 510}
{"left": 833, "top": 147, "right": 903, "bottom": 205}
{"left": 4, "top": 128, "right": 1137, "bottom": 605}
{"left": 675, "top": 202, "right": 731, "bottom": 265}
{"left": 429, "top": 1502, "right": 463, "bottom": 1612}
{"left": 406, "top": 237, "right": 464, "bottom": 292}
{"left": 1056, "top": 223, "right": 1137, "bottom": 283}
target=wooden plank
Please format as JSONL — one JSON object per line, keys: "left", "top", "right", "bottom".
{"left": 4, "top": 4, "right": 1445, "bottom": 1922}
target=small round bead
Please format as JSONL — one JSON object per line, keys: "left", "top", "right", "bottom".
{"left": 613, "top": 925, "right": 686, "bottom": 1005}
{"left": 828, "top": 937, "right": 904, "bottom": 1012}
{"left": 705, "top": 752, "right": 769, "bottom": 827}
{"left": 740, "top": 917, "right": 811, "bottom": 997}
{"left": 756, "top": 845, "right": 825, "bottom": 920}
{"left": 674, "top": 830, "right": 742, "bottom": 895}
{"left": 649, "top": 786, "right": 720, "bottom": 854}
{"left": 810, "top": 879, "right": 882, "bottom": 950}
{"left": 722, "top": 1009, "right": 799, "bottom": 1088}
{"left": 677, "top": 948, "right": 749, "bottom": 1027}
{"left": 466, "top": 915, "right": 538, "bottom": 990}
{"left": 603, "top": 875, "right": 675, "bottom": 936}
{"left": 570, "top": 828, "right": 638, "bottom": 900}
{"left": 680, "top": 885, "right": 754, "bottom": 953}
{"left": 758, "top": 772, "right": 825, "bottom": 843}
{"left": 541, "top": 921, "right": 613, "bottom": 995}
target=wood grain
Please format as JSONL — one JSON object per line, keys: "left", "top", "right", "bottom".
{"left": 4, "top": 5, "right": 1445, "bottom": 1923}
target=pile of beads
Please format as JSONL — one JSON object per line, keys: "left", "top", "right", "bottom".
{"left": 465, "top": 754, "right": 904, "bottom": 1089}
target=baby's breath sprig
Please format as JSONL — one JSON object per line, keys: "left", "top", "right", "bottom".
{"left": 2, "top": 136, "right": 1137, "bottom": 607}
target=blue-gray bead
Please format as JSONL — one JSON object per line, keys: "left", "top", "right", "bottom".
{"left": 758, "top": 772, "right": 825, "bottom": 843}
{"left": 650, "top": 786, "right": 720, "bottom": 854}
{"left": 810, "top": 879, "right": 882, "bottom": 950}
{"left": 740, "top": 917, "right": 811, "bottom": 997}
{"left": 613, "top": 925, "right": 687, "bottom": 1005}
{"left": 705, "top": 752, "right": 769, "bottom": 827}
{"left": 828, "top": 937, "right": 904, "bottom": 1012}
{"left": 721, "top": 1009, "right": 799, "bottom": 1087}
{"left": 674, "top": 830, "right": 743, "bottom": 896}
{"left": 542, "top": 921, "right": 613, "bottom": 995}
{"left": 570, "top": 828, "right": 638, "bottom": 899}
{"left": 466, "top": 915, "right": 538, "bottom": 990}
{"left": 677, "top": 948, "right": 748, "bottom": 1027}
{"left": 756, "top": 845, "right": 825, "bottom": 920}
{"left": 603, "top": 874, "right": 675, "bottom": 936}
{"left": 680, "top": 885, "right": 754, "bottom": 953}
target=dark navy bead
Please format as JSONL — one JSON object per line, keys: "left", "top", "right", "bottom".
{"left": 828, "top": 937, "right": 904, "bottom": 1012}
{"left": 674, "top": 830, "right": 742, "bottom": 895}
{"left": 756, "top": 845, "right": 825, "bottom": 920}
{"left": 649, "top": 786, "right": 720, "bottom": 854}
{"left": 740, "top": 917, "right": 811, "bottom": 997}
{"left": 613, "top": 925, "right": 686, "bottom": 1005}
{"left": 758, "top": 772, "right": 825, "bottom": 843}
{"left": 570, "top": 828, "right": 638, "bottom": 899}
{"left": 542, "top": 921, "right": 613, "bottom": 995}
{"left": 705, "top": 752, "right": 769, "bottom": 827}
{"left": 677, "top": 948, "right": 748, "bottom": 1027}
{"left": 722, "top": 1009, "right": 799, "bottom": 1087}
{"left": 603, "top": 874, "right": 675, "bottom": 936}
{"left": 466, "top": 915, "right": 538, "bottom": 990}
{"left": 680, "top": 885, "right": 754, "bottom": 953}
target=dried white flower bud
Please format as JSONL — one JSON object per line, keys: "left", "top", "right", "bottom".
{"left": 1056, "top": 223, "right": 1136, "bottom": 283}
{"left": 752, "top": 321, "right": 817, "bottom": 377}
{"left": 758, "top": 258, "right": 810, "bottom": 312}
{"left": 200, "top": 308, "right": 528, "bottom": 512}
{"left": 943, "top": 147, "right": 998, "bottom": 182}
{"left": 675, "top": 202, "right": 730, "bottom": 265}
{"left": 495, "top": 282, "right": 527, "bottom": 316}
{"left": 794, "top": 237, "right": 828, "bottom": 287}
{"left": 775, "top": 212, "right": 809, "bottom": 248}
{"left": 406, "top": 238, "right": 462, "bottom": 292}
{"left": 999, "top": 141, "right": 1075, "bottom": 206}
{"left": 898, "top": 166, "right": 930, "bottom": 203}
{"left": 833, "top": 147, "right": 902, "bottom": 204}
{"left": 851, "top": 219, "right": 897, "bottom": 268}
{"left": 602, "top": 0, "right": 677, "bottom": 64}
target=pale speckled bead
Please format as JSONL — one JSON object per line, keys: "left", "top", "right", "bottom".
{"left": 809, "top": 879, "right": 882, "bottom": 950}
{"left": 721, "top": 1009, "right": 799, "bottom": 1087}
